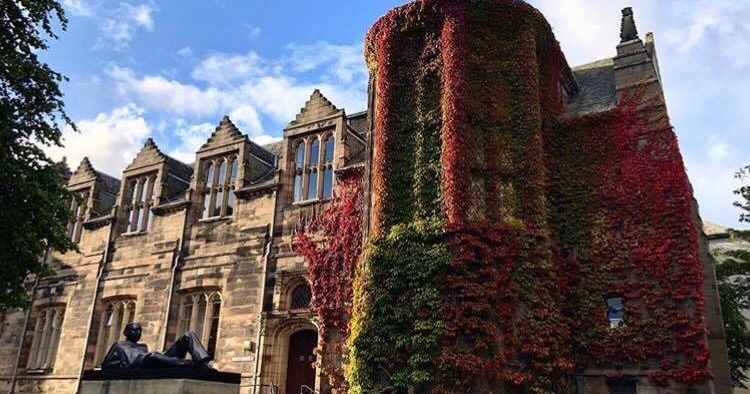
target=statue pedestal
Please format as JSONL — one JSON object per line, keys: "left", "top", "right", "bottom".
{"left": 80, "top": 368, "right": 241, "bottom": 394}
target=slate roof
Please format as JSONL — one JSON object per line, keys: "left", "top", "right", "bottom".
{"left": 347, "top": 111, "right": 368, "bottom": 136}
{"left": 565, "top": 58, "right": 617, "bottom": 115}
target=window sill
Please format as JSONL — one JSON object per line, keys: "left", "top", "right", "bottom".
{"left": 292, "top": 197, "right": 332, "bottom": 207}
{"left": 199, "top": 216, "right": 232, "bottom": 224}
{"left": 24, "top": 368, "right": 53, "bottom": 375}
{"left": 122, "top": 231, "right": 149, "bottom": 237}
{"left": 292, "top": 199, "right": 320, "bottom": 207}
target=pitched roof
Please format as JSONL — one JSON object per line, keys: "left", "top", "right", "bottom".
{"left": 286, "top": 89, "right": 342, "bottom": 128}
{"left": 68, "top": 157, "right": 121, "bottom": 205}
{"left": 565, "top": 58, "right": 617, "bottom": 115}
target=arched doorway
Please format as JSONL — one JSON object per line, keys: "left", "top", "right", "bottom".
{"left": 285, "top": 329, "right": 317, "bottom": 394}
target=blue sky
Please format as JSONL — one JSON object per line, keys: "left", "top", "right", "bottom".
{"left": 43, "top": 0, "right": 750, "bottom": 229}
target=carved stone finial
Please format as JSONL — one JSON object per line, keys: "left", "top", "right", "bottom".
{"left": 620, "top": 7, "right": 639, "bottom": 42}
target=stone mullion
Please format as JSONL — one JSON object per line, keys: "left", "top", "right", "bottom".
{"left": 189, "top": 294, "right": 200, "bottom": 334}
{"left": 202, "top": 297, "right": 215, "bottom": 345}
{"left": 302, "top": 138, "right": 311, "bottom": 200}
{"left": 208, "top": 160, "right": 219, "bottom": 217}
{"left": 219, "top": 158, "right": 231, "bottom": 217}
{"left": 175, "top": 298, "right": 186, "bottom": 339}
{"left": 315, "top": 138, "right": 324, "bottom": 200}
{"left": 36, "top": 309, "right": 54, "bottom": 368}
{"left": 26, "top": 314, "right": 44, "bottom": 368}
{"left": 140, "top": 177, "right": 154, "bottom": 231}
{"left": 46, "top": 310, "right": 63, "bottom": 368}
{"left": 129, "top": 179, "right": 144, "bottom": 232}
{"left": 106, "top": 303, "right": 123, "bottom": 347}
{"left": 122, "top": 302, "right": 134, "bottom": 327}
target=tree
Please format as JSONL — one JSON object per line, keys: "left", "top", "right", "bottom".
{"left": 716, "top": 165, "right": 750, "bottom": 388}
{"left": 0, "top": 0, "right": 76, "bottom": 308}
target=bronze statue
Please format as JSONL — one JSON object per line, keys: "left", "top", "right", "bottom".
{"left": 101, "top": 322, "right": 215, "bottom": 369}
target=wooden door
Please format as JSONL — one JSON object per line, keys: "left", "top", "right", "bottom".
{"left": 285, "top": 330, "right": 317, "bottom": 394}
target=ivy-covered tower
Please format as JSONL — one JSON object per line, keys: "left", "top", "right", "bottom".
{"left": 350, "top": 1, "right": 731, "bottom": 393}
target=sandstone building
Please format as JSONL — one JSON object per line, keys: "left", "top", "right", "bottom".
{"left": 0, "top": 5, "right": 733, "bottom": 394}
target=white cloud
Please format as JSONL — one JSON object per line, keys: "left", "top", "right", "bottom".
{"left": 46, "top": 104, "right": 151, "bottom": 176}
{"left": 228, "top": 105, "right": 263, "bottom": 134}
{"left": 95, "top": 2, "right": 157, "bottom": 50}
{"left": 177, "top": 46, "right": 193, "bottom": 57}
{"left": 108, "top": 41, "right": 368, "bottom": 126}
{"left": 110, "top": 65, "right": 225, "bottom": 116}
{"left": 527, "top": 0, "right": 750, "bottom": 229}
{"left": 104, "top": 42, "right": 367, "bottom": 170}
{"left": 191, "top": 52, "right": 267, "bottom": 86}
{"left": 63, "top": 0, "right": 93, "bottom": 16}
{"left": 707, "top": 136, "right": 731, "bottom": 162}
{"left": 168, "top": 120, "right": 215, "bottom": 163}
{"left": 286, "top": 41, "right": 366, "bottom": 84}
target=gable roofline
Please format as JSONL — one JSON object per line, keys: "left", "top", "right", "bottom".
{"left": 285, "top": 89, "right": 344, "bottom": 130}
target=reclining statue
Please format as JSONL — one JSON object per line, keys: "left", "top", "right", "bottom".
{"left": 101, "top": 321, "right": 215, "bottom": 369}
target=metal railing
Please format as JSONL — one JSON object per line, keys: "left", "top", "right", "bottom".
{"left": 300, "top": 385, "right": 319, "bottom": 394}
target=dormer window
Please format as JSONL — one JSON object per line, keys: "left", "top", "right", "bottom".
{"left": 68, "top": 190, "right": 89, "bottom": 243}
{"left": 123, "top": 175, "right": 155, "bottom": 233}
{"left": 292, "top": 134, "right": 335, "bottom": 203}
{"left": 202, "top": 155, "right": 238, "bottom": 219}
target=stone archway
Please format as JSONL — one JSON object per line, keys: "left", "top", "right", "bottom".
{"left": 285, "top": 329, "right": 317, "bottom": 394}
{"left": 263, "top": 319, "right": 320, "bottom": 394}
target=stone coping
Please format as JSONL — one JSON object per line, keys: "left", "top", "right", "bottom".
{"left": 81, "top": 368, "right": 241, "bottom": 384}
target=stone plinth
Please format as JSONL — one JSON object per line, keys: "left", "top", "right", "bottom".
{"left": 80, "top": 368, "right": 241, "bottom": 394}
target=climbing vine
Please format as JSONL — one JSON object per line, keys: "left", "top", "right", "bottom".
{"left": 294, "top": 173, "right": 364, "bottom": 393}
{"left": 308, "top": 1, "right": 711, "bottom": 393}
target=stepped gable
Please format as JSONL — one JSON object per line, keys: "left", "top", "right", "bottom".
{"left": 200, "top": 116, "right": 246, "bottom": 151}
{"left": 68, "top": 157, "right": 98, "bottom": 186}
{"left": 68, "top": 157, "right": 120, "bottom": 194}
{"left": 200, "top": 116, "right": 276, "bottom": 165}
{"left": 286, "top": 89, "right": 342, "bottom": 129}
{"left": 125, "top": 138, "right": 193, "bottom": 181}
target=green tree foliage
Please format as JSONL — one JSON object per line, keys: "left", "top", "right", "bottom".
{"left": 0, "top": 0, "right": 76, "bottom": 308}
{"left": 717, "top": 165, "right": 750, "bottom": 388}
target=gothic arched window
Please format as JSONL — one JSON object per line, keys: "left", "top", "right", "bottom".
{"left": 202, "top": 154, "right": 239, "bottom": 219}
{"left": 293, "top": 143, "right": 305, "bottom": 202}
{"left": 290, "top": 284, "right": 312, "bottom": 310}
{"left": 177, "top": 291, "right": 222, "bottom": 358}
{"left": 124, "top": 175, "right": 155, "bottom": 233}
{"left": 322, "top": 135, "right": 335, "bottom": 199}
{"left": 94, "top": 299, "right": 136, "bottom": 365}
{"left": 292, "top": 134, "right": 335, "bottom": 203}
{"left": 26, "top": 306, "right": 65, "bottom": 371}
{"left": 68, "top": 190, "right": 89, "bottom": 243}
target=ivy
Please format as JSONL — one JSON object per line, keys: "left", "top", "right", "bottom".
{"left": 294, "top": 174, "right": 364, "bottom": 393}
{"left": 303, "top": 1, "right": 712, "bottom": 393}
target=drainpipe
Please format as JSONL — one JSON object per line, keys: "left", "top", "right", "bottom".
{"left": 8, "top": 247, "right": 50, "bottom": 394}
{"left": 74, "top": 214, "right": 116, "bottom": 393}
{"left": 252, "top": 165, "right": 280, "bottom": 394}
{"left": 160, "top": 201, "right": 190, "bottom": 351}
